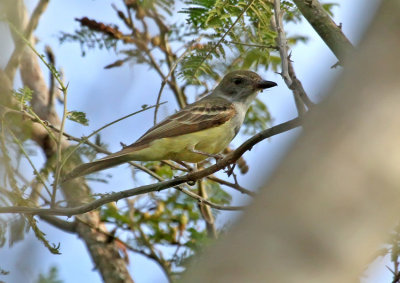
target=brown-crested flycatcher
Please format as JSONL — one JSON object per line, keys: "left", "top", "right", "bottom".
{"left": 63, "top": 70, "right": 277, "bottom": 182}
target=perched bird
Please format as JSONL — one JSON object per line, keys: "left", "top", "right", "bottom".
{"left": 63, "top": 70, "right": 277, "bottom": 182}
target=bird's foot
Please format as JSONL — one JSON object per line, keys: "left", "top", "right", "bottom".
{"left": 224, "top": 163, "right": 236, "bottom": 177}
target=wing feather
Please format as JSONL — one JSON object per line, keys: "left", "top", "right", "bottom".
{"left": 126, "top": 97, "right": 236, "bottom": 149}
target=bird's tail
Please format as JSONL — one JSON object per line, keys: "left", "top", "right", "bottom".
{"left": 62, "top": 152, "right": 131, "bottom": 183}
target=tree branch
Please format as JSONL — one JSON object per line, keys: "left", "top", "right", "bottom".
{"left": 272, "top": 0, "right": 313, "bottom": 113}
{"left": 207, "top": 176, "right": 256, "bottom": 197}
{"left": 40, "top": 215, "right": 77, "bottom": 233}
{"left": 0, "top": 117, "right": 302, "bottom": 215}
{"left": 293, "top": 0, "right": 355, "bottom": 62}
{"left": 153, "top": 40, "right": 199, "bottom": 124}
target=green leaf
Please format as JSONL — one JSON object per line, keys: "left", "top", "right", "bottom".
{"left": 12, "top": 86, "right": 33, "bottom": 107}
{"left": 66, "top": 111, "right": 89, "bottom": 126}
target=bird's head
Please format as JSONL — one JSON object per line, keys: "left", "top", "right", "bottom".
{"left": 214, "top": 70, "right": 277, "bottom": 104}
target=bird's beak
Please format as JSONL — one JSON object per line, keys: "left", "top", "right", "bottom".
{"left": 256, "top": 80, "right": 277, "bottom": 89}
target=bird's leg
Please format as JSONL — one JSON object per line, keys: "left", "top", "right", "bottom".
{"left": 187, "top": 147, "right": 223, "bottom": 162}
{"left": 175, "top": 160, "right": 194, "bottom": 171}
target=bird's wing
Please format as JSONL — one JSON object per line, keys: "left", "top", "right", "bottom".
{"left": 129, "top": 96, "right": 236, "bottom": 148}
{"left": 62, "top": 97, "right": 236, "bottom": 182}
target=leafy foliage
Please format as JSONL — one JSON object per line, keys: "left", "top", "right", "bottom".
{"left": 12, "top": 86, "right": 33, "bottom": 108}
{"left": 66, "top": 110, "right": 89, "bottom": 126}
{"left": 178, "top": 0, "right": 277, "bottom": 81}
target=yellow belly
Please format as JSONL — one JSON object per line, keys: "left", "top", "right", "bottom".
{"left": 129, "top": 119, "right": 238, "bottom": 163}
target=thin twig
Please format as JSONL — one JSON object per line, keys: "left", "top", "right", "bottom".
{"left": 1, "top": 104, "right": 167, "bottom": 183}
{"left": 273, "top": 0, "right": 291, "bottom": 86}
{"left": 153, "top": 39, "right": 200, "bottom": 125}
{"left": 0, "top": 117, "right": 302, "bottom": 215}
{"left": 179, "top": 185, "right": 244, "bottom": 212}
{"left": 161, "top": 160, "right": 190, "bottom": 172}
{"left": 207, "top": 176, "right": 256, "bottom": 197}
{"left": 6, "top": 127, "right": 52, "bottom": 197}
{"left": 227, "top": 41, "right": 278, "bottom": 50}
{"left": 52, "top": 83, "right": 68, "bottom": 206}
{"left": 26, "top": 108, "right": 58, "bottom": 142}
{"left": 40, "top": 215, "right": 76, "bottom": 233}
{"left": 59, "top": 102, "right": 166, "bottom": 173}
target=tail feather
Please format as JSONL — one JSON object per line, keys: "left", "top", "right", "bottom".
{"left": 62, "top": 154, "right": 129, "bottom": 183}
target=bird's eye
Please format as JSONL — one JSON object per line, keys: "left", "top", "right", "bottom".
{"left": 232, "top": 78, "right": 244, "bottom": 85}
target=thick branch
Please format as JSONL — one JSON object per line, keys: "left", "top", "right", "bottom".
{"left": 293, "top": 0, "right": 355, "bottom": 62}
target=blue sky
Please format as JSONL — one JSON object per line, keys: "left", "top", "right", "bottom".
{"left": 0, "top": 1, "right": 385, "bottom": 282}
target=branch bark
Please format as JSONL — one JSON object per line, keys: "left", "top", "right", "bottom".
{"left": 293, "top": 0, "right": 355, "bottom": 62}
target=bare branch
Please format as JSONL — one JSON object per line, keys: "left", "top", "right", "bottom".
{"left": 52, "top": 81, "right": 68, "bottom": 206}
{"left": 153, "top": 39, "right": 200, "bottom": 124}
{"left": 179, "top": 185, "right": 245, "bottom": 212}
{"left": 207, "top": 176, "right": 256, "bottom": 197}
{"left": 272, "top": 0, "right": 313, "bottom": 114}
{"left": 40, "top": 215, "right": 76, "bottom": 233}
{"left": 58, "top": 102, "right": 166, "bottom": 172}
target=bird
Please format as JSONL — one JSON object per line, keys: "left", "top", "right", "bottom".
{"left": 62, "top": 70, "right": 277, "bottom": 182}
